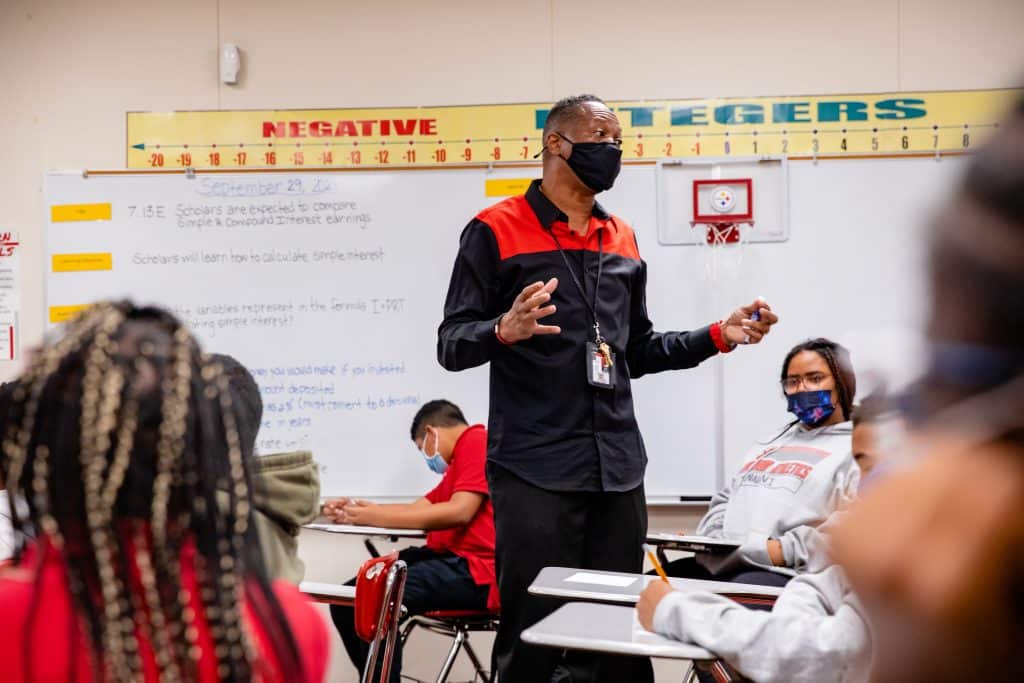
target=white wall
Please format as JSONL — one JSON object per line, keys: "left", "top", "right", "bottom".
{"left": 4, "top": 1, "right": 1023, "bottom": 680}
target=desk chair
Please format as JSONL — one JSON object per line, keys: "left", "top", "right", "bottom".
{"left": 355, "top": 552, "right": 409, "bottom": 683}
{"left": 723, "top": 593, "right": 777, "bottom": 611}
{"left": 690, "top": 659, "right": 750, "bottom": 683}
{"left": 401, "top": 608, "right": 500, "bottom": 683}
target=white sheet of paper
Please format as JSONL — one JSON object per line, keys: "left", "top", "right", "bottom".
{"left": 564, "top": 572, "right": 639, "bottom": 588}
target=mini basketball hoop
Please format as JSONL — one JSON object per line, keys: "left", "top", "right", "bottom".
{"left": 690, "top": 178, "right": 754, "bottom": 245}
{"left": 690, "top": 177, "right": 755, "bottom": 284}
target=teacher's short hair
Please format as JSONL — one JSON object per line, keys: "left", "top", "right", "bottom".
{"left": 543, "top": 94, "right": 607, "bottom": 139}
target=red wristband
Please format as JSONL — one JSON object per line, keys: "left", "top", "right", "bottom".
{"left": 710, "top": 321, "right": 734, "bottom": 354}
{"left": 495, "top": 320, "right": 514, "bottom": 346}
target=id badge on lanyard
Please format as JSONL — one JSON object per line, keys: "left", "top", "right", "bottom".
{"left": 586, "top": 338, "right": 616, "bottom": 389}
{"left": 549, "top": 226, "right": 615, "bottom": 390}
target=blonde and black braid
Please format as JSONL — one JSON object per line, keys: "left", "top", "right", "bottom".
{"left": 0, "top": 301, "right": 302, "bottom": 682}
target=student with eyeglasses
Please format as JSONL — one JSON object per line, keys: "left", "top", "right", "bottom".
{"left": 664, "top": 338, "right": 860, "bottom": 586}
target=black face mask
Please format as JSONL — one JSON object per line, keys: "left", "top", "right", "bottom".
{"left": 555, "top": 132, "right": 622, "bottom": 193}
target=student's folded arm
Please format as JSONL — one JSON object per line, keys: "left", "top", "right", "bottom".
{"left": 735, "top": 529, "right": 775, "bottom": 567}
{"left": 759, "top": 461, "right": 860, "bottom": 570}
{"left": 350, "top": 497, "right": 430, "bottom": 528}
{"left": 652, "top": 568, "right": 871, "bottom": 683}
{"left": 371, "top": 492, "right": 485, "bottom": 530}
{"left": 415, "top": 491, "right": 486, "bottom": 529}
{"left": 775, "top": 525, "right": 822, "bottom": 572}
{"left": 735, "top": 525, "right": 815, "bottom": 571}
{"left": 772, "top": 458, "right": 860, "bottom": 570}
{"left": 407, "top": 497, "right": 434, "bottom": 511}
{"left": 694, "top": 481, "right": 733, "bottom": 538}
{"left": 625, "top": 254, "right": 719, "bottom": 378}
{"left": 437, "top": 220, "right": 504, "bottom": 372}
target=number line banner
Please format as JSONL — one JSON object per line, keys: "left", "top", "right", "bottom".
{"left": 127, "top": 88, "right": 1022, "bottom": 170}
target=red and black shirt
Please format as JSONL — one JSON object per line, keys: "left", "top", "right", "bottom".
{"left": 438, "top": 179, "right": 724, "bottom": 492}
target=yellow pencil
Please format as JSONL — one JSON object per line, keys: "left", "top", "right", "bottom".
{"left": 644, "top": 544, "right": 670, "bottom": 584}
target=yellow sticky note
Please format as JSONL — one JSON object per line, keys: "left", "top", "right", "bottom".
{"left": 52, "top": 253, "right": 113, "bottom": 273}
{"left": 485, "top": 178, "right": 533, "bottom": 197}
{"left": 50, "top": 203, "right": 113, "bottom": 222}
{"left": 49, "top": 305, "right": 91, "bottom": 323}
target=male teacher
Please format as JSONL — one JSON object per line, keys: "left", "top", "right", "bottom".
{"left": 438, "top": 94, "right": 778, "bottom": 682}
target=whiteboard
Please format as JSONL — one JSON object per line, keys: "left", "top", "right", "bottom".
{"left": 43, "top": 156, "right": 964, "bottom": 501}
{"left": 43, "top": 166, "right": 716, "bottom": 500}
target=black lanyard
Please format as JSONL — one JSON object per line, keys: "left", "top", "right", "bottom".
{"left": 549, "top": 227, "right": 605, "bottom": 344}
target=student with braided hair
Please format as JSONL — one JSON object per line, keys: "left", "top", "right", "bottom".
{"left": 665, "top": 338, "right": 860, "bottom": 585}
{"left": 0, "top": 302, "right": 328, "bottom": 682}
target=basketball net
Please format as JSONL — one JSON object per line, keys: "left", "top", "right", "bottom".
{"left": 695, "top": 220, "right": 753, "bottom": 284}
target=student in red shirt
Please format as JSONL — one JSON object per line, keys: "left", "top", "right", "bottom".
{"left": 322, "top": 399, "right": 496, "bottom": 683}
{"left": 0, "top": 302, "right": 328, "bottom": 683}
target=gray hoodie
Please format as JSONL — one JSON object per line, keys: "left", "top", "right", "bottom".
{"left": 652, "top": 563, "right": 872, "bottom": 683}
{"left": 697, "top": 421, "right": 858, "bottom": 576}
{"left": 251, "top": 450, "right": 321, "bottom": 584}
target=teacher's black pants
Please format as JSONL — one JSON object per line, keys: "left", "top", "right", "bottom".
{"left": 487, "top": 462, "right": 655, "bottom": 683}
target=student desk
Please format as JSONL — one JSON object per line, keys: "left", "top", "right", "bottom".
{"left": 646, "top": 532, "right": 741, "bottom": 554}
{"left": 304, "top": 523, "right": 427, "bottom": 557}
{"left": 299, "top": 581, "right": 356, "bottom": 606}
{"left": 645, "top": 531, "right": 742, "bottom": 567}
{"left": 528, "top": 566, "right": 783, "bottom": 605}
{"left": 521, "top": 602, "right": 713, "bottom": 661}
{"left": 304, "top": 523, "right": 427, "bottom": 540}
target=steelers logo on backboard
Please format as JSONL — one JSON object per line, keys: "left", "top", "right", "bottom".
{"left": 710, "top": 186, "right": 736, "bottom": 213}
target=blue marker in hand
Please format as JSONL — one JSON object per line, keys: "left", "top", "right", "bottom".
{"left": 745, "top": 298, "right": 765, "bottom": 343}
{"left": 751, "top": 297, "right": 765, "bottom": 322}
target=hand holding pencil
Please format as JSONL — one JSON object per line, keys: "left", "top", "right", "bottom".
{"left": 645, "top": 543, "right": 670, "bottom": 583}
{"left": 637, "top": 544, "right": 676, "bottom": 630}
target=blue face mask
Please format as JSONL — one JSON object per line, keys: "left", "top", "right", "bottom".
{"left": 419, "top": 428, "right": 448, "bottom": 475}
{"left": 787, "top": 390, "right": 836, "bottom": 427}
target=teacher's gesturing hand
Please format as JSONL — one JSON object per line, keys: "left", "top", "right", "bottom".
{"left": 496, "top": 277, "right": 561, "bottom": 343}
